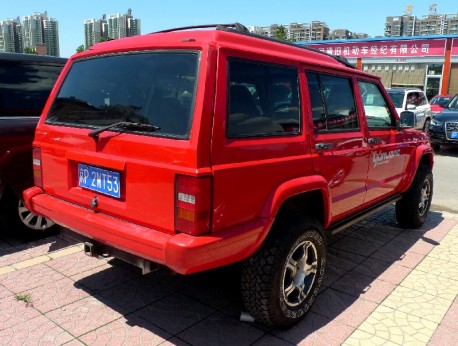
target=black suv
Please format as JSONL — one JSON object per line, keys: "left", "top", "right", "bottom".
{"left": 0, "top": 53, "right": 66, "bottom": 235}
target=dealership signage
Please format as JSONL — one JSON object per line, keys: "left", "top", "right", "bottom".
{"left": 452, "top": 39, "right": 458, "bottom": 56}
{"left": 306, "top": 38, "right": 447, "bottom": 58}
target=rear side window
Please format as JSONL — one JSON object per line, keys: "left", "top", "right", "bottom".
{"left": 306, "top": 72, "right": 359, "bottom": 132}
{"left": 47, "top": 52, "right": 199, "bottom": 139}
{"left": 0, "top": 61, "right": 63, "bottom": 117}
{"left": 227, "top": 59, "right": 300, "bottom": 138}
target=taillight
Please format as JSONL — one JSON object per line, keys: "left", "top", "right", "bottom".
{"left": 175, "top": 175, "right": 212, "bottom": 236}
{"left": 32, "top": 147, "right": 43, "bottom": 188}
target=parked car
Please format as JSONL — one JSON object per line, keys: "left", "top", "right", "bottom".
{"left": 429, "top": 93, "right": 458, "bottom": 151}
{"left": 429, "top": 94, "right": 453, "bottom": 117}
{"left": 24, "top": 23, "right": 433, "bottom": 328}
{"left": 386, "top": 88, "right": 432, "bottom": 131}
{"left": 0, "top": 53, "right": 66, "bottom": 235}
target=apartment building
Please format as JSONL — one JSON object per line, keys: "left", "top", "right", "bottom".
{"left": 84, "top": 9, "right": 141, "bottom": 49}
{"left": 248, "top": 21, "right": 330, "bottom": 41}
{"left": 22, "top": 12, "right": 59, "bottom": 56}
{"left": 385, "top": 13, "right": 458, "bottom": 37}
{"left": 0, "top": 18, "right": 22, "bottom": 53}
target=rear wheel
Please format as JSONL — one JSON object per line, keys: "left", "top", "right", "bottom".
{"left": 396, "top": 165, "right": 433, "bottom": 229}
{"left": 0, "top": 188, "right": 57, "bottom": 236}
{"left": 241, "top": 215, "right": 326, "bottom": 328}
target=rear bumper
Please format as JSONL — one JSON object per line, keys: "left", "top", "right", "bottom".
{"left": 24, "top": 187, "right": 273, "bottom": 274}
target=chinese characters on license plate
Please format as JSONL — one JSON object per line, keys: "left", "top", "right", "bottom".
{"left": 451, "top": 131, "right": 458, "bottom": 139}
{"left": 78, "top": 164, "right": 121, "bottom": 198}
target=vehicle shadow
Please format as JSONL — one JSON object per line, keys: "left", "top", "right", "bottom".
{"left": 434, "top": 145, "right": 458, "bottom": 157}
{"left": 73, "top": 207, "right": 449, "bottom": 344}
{"left": 0, "top": 226, "right": 77, "bottom": 267}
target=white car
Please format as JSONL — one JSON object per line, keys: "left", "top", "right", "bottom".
{"left": 386, "top": 88, "right": 432, "bottom": 131}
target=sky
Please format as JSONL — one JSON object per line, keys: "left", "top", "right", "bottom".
{"left": 1, "top": 1, "right": 457, "bottom": 58}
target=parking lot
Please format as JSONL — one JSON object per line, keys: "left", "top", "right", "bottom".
{"left": 1, "top": 201, "right": 457, "bottom": 345}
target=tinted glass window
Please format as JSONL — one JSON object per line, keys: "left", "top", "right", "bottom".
{"left": 306, "top": 72, "right": 358, "bottom": 132}
{"left": 47, "top": 52, "right": 199, "bottom": 139}
{"left": 386, "top": 91, "right": 404, "bottom": 108}
{"left": 227, "top": 59, "right": 300, "bottom": 138}
{"left": 359, "top": 81, "right": 395, "bottom": 128}
{"left": 0, "top": 61, "right": 63, "bottom": 116}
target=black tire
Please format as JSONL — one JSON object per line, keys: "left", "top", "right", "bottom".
{"left": 423, "top": 118, "right": 431, "bottom": 132}
{"left": 241, "top": 215, "right": 326, "bottom": 328}
{"left": 432, "top": 143, "right": 440, "bottom": 152}
{"left": 0, "top": 188, "right": 57, "bottom": 237}
{"left": 396, "top": 165, "right": 433, "bottom": 229}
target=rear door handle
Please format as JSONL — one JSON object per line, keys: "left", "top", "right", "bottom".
{"left": 315, "top": 143, "right": 333, "bottom": 150}
{"left": 367, "top": 137, "right": 382, "bottom": 145}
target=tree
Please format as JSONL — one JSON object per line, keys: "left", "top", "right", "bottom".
{"left": 275, "top": 26, "right": 288, "bottom": 41}
{"left": 76, "top": 44, "right": 85, "bottom": 53}
{"left": 23, "top": 47, "right": 38, "bottom": 54}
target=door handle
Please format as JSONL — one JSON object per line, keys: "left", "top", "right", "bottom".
{"left": 315, "top": 143, "right": 333, "bottom": 150}
{"left": 367, "top": 137, "right": 381, "bottom": 145}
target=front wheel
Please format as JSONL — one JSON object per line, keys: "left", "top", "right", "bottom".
{"left": 396, "top": 165, "right": 433, "bottom": 229}
{"left": 241, "top": 215, "right": 326, "bottom": 328}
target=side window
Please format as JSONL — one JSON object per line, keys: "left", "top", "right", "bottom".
{"left": 358, "top": 80, "right": 395, "bottom": 128}
{"left": 227, "top": 59, "right": 300, "bottom": 138}
{"left": 418, "top": 92, "right": 427, "bottom": 106}
{"left": 406, "top": 92, "right": 418, "bottom": 107}
{"left": 306, "top": 72, "right": 359, "bottom": 132}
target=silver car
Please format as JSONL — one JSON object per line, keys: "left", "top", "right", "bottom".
{"left": 386, "top": 88, "right": 432, "bottom": 131}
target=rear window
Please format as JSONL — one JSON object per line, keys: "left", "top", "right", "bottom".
{"left": 46, "top": 51, "right": 199, "bottom": 139}
{"left": 0, "top": 61, "right": 63, "bottom": 117}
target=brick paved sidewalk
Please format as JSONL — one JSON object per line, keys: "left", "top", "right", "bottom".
{"left": 0, "top": 207, "right": 457, "bottom": 345}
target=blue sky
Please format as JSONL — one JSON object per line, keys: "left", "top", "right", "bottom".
{"left": 1, "top": 1, "right": 457, "bottom": 58}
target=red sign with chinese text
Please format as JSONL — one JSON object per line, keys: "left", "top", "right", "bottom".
{"left": 306, "top": 39, "right": 446, "bottom": 58}
{"left": 452, "top": 39, "right": 458, "bottom": 56}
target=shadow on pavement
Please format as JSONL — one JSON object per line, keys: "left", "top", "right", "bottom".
{"left": 70, "top": 207, "right": 449, "bottom": 344}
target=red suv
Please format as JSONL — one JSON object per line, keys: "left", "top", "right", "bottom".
{"left": 24, "top": 24, "right": 433, "bottom": 328}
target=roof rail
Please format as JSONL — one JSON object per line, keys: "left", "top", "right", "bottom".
{"left": 152, "top": 22, "right": 249, "bottom": 34}
{"left": 152, "top": 23, "right": 355, "bottom": 69}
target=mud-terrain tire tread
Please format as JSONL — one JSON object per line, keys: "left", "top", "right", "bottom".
{"left": 395, "top": 165, "right": 433, "bottom": 229}
{"left": 240, "top": 215, "right": 325, "bottom": 328}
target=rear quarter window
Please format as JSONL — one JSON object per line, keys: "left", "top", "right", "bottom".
{"left": 226, "top": 59, "right": 301, "bottom": 138}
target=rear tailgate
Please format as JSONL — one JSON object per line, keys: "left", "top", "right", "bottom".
{"left": 35, "top": 50, "right": 208, "bottom": 236}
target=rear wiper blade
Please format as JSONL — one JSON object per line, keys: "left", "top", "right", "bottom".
{"left": 88, "top": 122, "right": 160, "bottom": 141}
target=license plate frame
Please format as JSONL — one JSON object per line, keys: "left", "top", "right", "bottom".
{"left": 451, "top": 131, "right": 458, "bottom": 139}
{"left": 78, "top": 164, "right": 121, "bottom": 198}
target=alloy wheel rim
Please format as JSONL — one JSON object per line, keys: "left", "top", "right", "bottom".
{"left": 18, "top": 200, "right": 55, "bottom": 230}
{"left": 419, "top": 179, "right": 431, "bottom": 216}
{"left": 282, "top": 239, "right": 318, "bottom": 307}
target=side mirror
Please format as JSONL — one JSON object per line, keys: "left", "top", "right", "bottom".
{"left": 400, "top": 111, "right": 416, "bottom": 128}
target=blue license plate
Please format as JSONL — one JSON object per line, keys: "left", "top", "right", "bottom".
{"left": 78, "top": 164, "right": 121, "bottom": 198}
{"left": 451, "top": 132, "right": 458, "bottom": 139}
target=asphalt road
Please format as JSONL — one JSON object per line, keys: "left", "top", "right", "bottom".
{"left": 431, "top": 146, "right": 458, "bottom": 213}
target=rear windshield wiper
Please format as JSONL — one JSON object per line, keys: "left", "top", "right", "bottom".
{"left": 88, "top": 121, "right": 160, "bottom": 141}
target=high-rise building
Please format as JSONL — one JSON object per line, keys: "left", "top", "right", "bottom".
{"left": 84, "top": 18, "right": 105, "bottom": 49}
{"left": 248, "top": 21, "right": 364, "bottom": 42}
{"left": 21, "top": 12, "right": 59, "bottom": 56}
{"left": 84, "top": 9, "right": 141, "bottom": 49}
{"left": 0, "top": 18, "right": 23, "bottom": 53}
{"left": 385, "top": 9, "right": 458, "bottom": 37}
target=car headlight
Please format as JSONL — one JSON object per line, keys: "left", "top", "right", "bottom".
{"left": 430, "top": 119, "right": 443, "bottom": 127}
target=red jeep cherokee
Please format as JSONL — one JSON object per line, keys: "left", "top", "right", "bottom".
{"left": 24, "top": 24, "right": 433, "bottom": 328}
